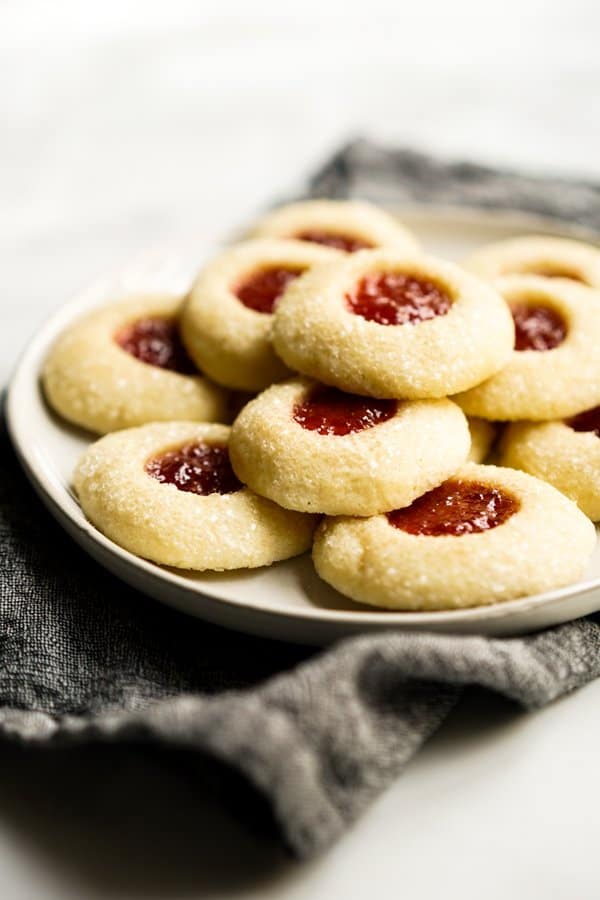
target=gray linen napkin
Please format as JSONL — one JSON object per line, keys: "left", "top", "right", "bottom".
{"left": 3, "top": 140, "right": 600, "bottom": 859}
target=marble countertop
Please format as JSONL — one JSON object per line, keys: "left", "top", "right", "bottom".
{"left": 2, "top": 2, "right": 600, "bottom": 897}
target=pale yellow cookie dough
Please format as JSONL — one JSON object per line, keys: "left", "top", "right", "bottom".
{"left": 453, "top": 275, "right": 600, "bottom": 421}
{"left": 272, "top": 251, "right": 514, "bottom": 399}
{"left": 43, "top": 295, "right": 228, "bottom": 434}
{"left": 248, "top": 200, "right": 420, "bottom": 253}
{"left": 501, "top": 419, "right": 600, "bottom": 521}
{"left": 181, "top": 239, "right": 338, "bottom": 392}
{"left": 74, "top": 422, "right": 316, "bottom": 570}
{"left": 467, "top": 417, "right": 497, "bottom": 463}
{"left": 464, "top": 235, "right": 600, "bottom": 287}
{"left": 313, "top": 463, "right": 596, "bottom": 610}
{"left": 229, "top": 377, "right": 471, "bottom": 515}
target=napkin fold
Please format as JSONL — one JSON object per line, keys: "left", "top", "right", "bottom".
{"left": 309, "top": 139, "right": 600, "bottom": 229}
{"left": 3, "top": 140, "right": 600, "bottom": 858}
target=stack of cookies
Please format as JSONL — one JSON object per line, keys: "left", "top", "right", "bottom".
{"left": 42, "top": 200, "right": 600, "bottom": 610}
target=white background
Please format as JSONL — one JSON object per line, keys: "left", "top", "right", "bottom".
{"left": 2, "top": 2, "right": 600, "bottom": 898}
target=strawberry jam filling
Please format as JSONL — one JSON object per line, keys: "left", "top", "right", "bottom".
{"left": 295, "top": 229, "right": 373, "bottom": 253}
{"left": 387, "top": 479, "right": 519, "bottom": 537}
{"left": 116, "top": 317, "right": 196, "bottom": 373}
{"left": 235, "top": 266, "right": 302, "bottom": 314}
{"left": 566, "top": 405, "right": 600, "bottom": 438}
{"left": 511, "top": 304, "right": 566, "bottom": 351}
{"left": 146, "top": 443, "right": 241, "bottom": 495}
{"left": 293, "top": 385, "right": 397, "bottom": 436}
{"left": 346, "top": 273, "right": 452, "bottom": 326}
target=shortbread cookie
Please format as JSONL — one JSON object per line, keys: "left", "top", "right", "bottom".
{"left": 501, "top": 408, "right": 600, "bottom": 520}
{"left": 454, "top": 275, "right": 600, "bottom": 421}
{"left": 74, "top": 422, "right": 316, "bottom": 570}
{"left": 313, "top": 463, "right": 596, "bottom": 610}
{"left": 464, "top": 236, "right": 600, "bottom": 287}
{"left": 43, "top": 295, "right": 228, "bottom": 434}
{"left": 229, "top": 377, "right": 470, "bottom": 515}
{"left": 272, "top": 251, "right": 514, "bottom": 399}
{"left": 248, "top": 200, "right": 420, "bottom": 254}
{"left": 181, "top": 239, "right": 337, "bottom": 392}
{"left": 467, "top": 417, "right": 497, "bottom": 463}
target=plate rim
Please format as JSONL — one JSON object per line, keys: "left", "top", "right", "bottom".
{"left": 6, "top": 205, "right": 600, "bottom": 635}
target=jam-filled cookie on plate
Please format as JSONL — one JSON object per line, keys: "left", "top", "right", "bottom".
{"left": 42, "top": 295, "right": 228, "bottom": 434}
{"left": 181, "top": 239, "right": 337, "bottom": 392}
{"left": 464, "top": 235, "right": 600, "bottom": 288}
{"left": 313, "top": 463, "right": 596, "bottom": 610}
{"left": 453, "top": 275, "right": 600, "bottom": 421}
{"left": 74, "top": 422, "right": 316, "bottom": 570}
{"left": 229, "top": 377, "right": 470, "bottom": 516}
{"left": 272, "top": 250, "right": 514, "bottom": 398}
{"left": 248, "top": 200, "right": 420, "bottom": 254}
{"left": 501, "top": 407, "right": 600, "bottom": 521}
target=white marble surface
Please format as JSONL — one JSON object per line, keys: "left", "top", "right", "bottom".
{"left": 2, "top": 2, "right": 600, "bottom": 898}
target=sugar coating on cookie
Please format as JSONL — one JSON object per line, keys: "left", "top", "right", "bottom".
{"left": 501, "top": 412, "right": 600, "bottom": 521}
{"left": 181, "top": 239, "right": 338, "bottom": 392}
{"left": 453, "top": 275, "right": 600, "bottom": 421}
{"left": 467, "top": 417, "right": 497, "bottom": 463}
{"left": 464, "top": 235, "right": 600, "bottom": 288}
{"left": 74, "top": 422, "right": 316, "bottom": 570}
{"left": 272, "top": 250, "right": 514, "bottom": 399}
{"left": 313, "top": 463, "right": 596, "bottom": 610}
{"left": 229, "top": 377, "right": 471, "bottom": 515}
{"left": 247, "top": 200, "right": 420, "bottom": 254}
{"left": 42, "top": 294, "right": 228, "bottom": 434}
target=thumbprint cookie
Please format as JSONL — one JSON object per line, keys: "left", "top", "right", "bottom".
{"left": 501, "top": 408, "right": 600, "bottom": 520}
{"left": 181, "top": 239, "right": 338, "bottom": 392}
{"left": 43, "top": 294, "right": 228, "bottom": 434}
{"left": 467, "top": 417, "right": 497, "bottom": 463}
{"left": 248, "top": 200, "right": 420, "bottom": 254}
{"left": 313, "top": 463, "right": 596, "bottom": 610}
{"left": 74, "top": 422, "right": 316, "bottom": 570}
{"left": 229, "top": 377, "right": 470, "bottom": 516}
{"left": 453, "top": 275, "right": 600, "bottom": 421}
{"left": 464, "top": 235, "right": 600, "bottom": 288}
{"left": 272, "top": 251, "right": 514, "bottom": 399}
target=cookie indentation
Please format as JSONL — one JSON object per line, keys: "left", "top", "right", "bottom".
{"left": 235, "top": 267, "right": 302, "bottom": 314}
{"left": 511, "top": 304, "right": 566, "bottom": 351}
{"left": 293, "top": 385, "right": 397, "bottom": 436}
{"left": 387, "top": 479, "right": 519, "bottom": 536}
{"left": 295, "top": 229, "right": 373, "bottom": 253}
{"left": 146, "top": 442, "right": 241, "bottom": 495}
{"left": 346, "top": 273, "right": 452, "bottom": 326}
{"left": 116, "top": 318, "right": 196, "bottom": 373}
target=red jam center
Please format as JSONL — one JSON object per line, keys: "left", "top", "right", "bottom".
{"left": 511, "top": 304, "right": 566, "bottom": 351}
{"left": 566, "top": 405, "right": 600, "bottom": 438}
{"left": 346, "top": 273, "right": 452, "bottom": 326}
{"left": 295, "top": 229, "right": 373, "bottom": 253}
{"left": 387, "top": 479, "right": 519, "bottom": 537}
{"left": 116, "top": 317, "right": 196, "bottom": 373}
{"left": 145, "top": 442, "right": 241, "bottom": 495}
{"left": 235, "top": 266, "right": 302, "bottom": 314}
{"left": 293, "top": 385, "right": 397, "bottom": 436}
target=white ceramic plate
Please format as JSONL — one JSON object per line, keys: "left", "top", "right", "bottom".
{"left": 6, "top": 207, "right": 600, "bottom": 644}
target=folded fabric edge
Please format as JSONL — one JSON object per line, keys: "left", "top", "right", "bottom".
{"left": 2, "top": 620, "right": 598, "bottom": 857}
{"left": 0, "top": 694, "right": 352, "bottom": 858}
{"left": 307, "top": 138, "right": 600, "bottom": 231}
